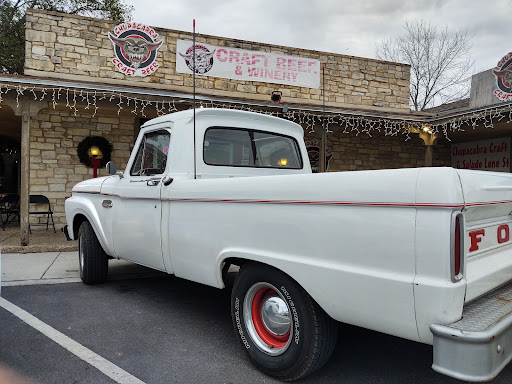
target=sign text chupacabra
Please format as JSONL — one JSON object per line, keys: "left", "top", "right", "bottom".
{"left": 492, "top": 52, "right": 512, "bottom": 102}
{"left": 109, "top": 22, "right": 163, "bottom": 77}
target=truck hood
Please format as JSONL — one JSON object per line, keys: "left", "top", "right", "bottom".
{"left": 71, "top": 176, "right": 110, "bottom": 194}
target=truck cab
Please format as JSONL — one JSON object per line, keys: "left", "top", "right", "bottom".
{"left": 70, "top": 108, "right": 311, "bottom": 271}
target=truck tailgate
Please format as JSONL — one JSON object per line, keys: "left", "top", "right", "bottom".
{"left": 457, "top": 169, "right": 512, "bottom": 302}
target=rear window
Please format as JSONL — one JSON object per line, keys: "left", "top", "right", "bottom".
{"left": 203, "top": 128, "right": 303, "bottom": 169}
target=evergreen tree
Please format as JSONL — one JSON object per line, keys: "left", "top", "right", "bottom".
{"left": 0, "top": 0, "right": 133, "bottom": 74}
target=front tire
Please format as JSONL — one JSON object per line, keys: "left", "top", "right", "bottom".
{"left": 78, "top": 221, "right": 108, "bottom": 285}
{"left": 231, "top": 263, "right": 338, "bottom": 381}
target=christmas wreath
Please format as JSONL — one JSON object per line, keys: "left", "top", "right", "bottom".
{"left": 76, "top": 136, "right": 112, "bottom": 168}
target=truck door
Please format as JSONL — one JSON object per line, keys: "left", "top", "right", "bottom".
{"left": 110, "top": 129, "right": 170, "bottom": 271}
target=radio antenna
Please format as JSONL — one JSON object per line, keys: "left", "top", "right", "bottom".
{"left": 321, "top": 62, "right": 326, "bottom": 173}
{"left": 193, "top": 19, "right": 197, "bottom": 180}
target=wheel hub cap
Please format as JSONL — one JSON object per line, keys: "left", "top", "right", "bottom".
{"left": 261, "top": 295, "right": 291, "bottom": 336}
{"left": 243, "top": 282, "right": 293, "bottom": 356}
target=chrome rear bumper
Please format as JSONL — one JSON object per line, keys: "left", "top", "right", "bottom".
{"left": 430, "top": 281, "right": 512, "bottom": 382}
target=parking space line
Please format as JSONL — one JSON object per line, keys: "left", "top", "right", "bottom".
{"left": 0, "top": 297, "right": 146, "bottom": 384}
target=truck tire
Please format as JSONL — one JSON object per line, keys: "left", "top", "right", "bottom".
{"left": 231, "top": 263, "right": 338, "bottom": 381}
{"left": 78, "top": 221, "right": 108, "bottom": 285}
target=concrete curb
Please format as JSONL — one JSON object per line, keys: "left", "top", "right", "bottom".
{"left": 1, "top": 243, "right": 78, "bottom": 254}
{"left": 1, "top": 251, "right": 166, "bottom": 286}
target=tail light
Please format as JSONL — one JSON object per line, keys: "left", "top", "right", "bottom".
{"left": 451, "top": 213, "right": 464, "bottom": 282}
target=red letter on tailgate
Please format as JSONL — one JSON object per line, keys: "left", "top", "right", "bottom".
{"left": 469, "top": 229, "right": 485, "bottom": 252}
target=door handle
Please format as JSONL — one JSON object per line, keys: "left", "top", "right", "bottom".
{"left": 147, "top": 179, "right": 160, "bottom": 186}
{"left": 162, "top": 176, "right": 173, "bottom": 186}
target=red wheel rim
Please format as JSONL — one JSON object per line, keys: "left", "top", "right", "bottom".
{"left": 251, "top": 288, "right": 291, "bottom": 348}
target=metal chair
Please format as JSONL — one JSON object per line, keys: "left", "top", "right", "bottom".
{"left": 29, "top": 194, "right": 56, "bottom": 233}
{"left": 0, "top": 193, "right": 20, "bottom": 231}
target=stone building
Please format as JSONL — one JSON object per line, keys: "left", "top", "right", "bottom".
{"left": 0, "top": 9, "right": 511, "bottom": 245}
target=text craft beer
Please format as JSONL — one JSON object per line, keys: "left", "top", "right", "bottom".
{"left": 176, "top": 39, "right": 320, "bottom": 88}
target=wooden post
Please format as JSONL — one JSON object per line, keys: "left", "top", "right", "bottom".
{"left": 320, "top": 62, "right": 326, "bottom": 173}
{"left": 425, "top": 145, "right": 433, "bottom": 167}
{"left": 418, "top": 131, "right": 436, "bottom": 168}
{"left": 20, "top": 99, "right": 31, "bottom": 246}
{"left": 319, "top": 134, "right": 326, "bottom": 173}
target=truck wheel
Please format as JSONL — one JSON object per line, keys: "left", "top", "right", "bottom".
{"left": 231, "top": 263, "right": 338, "bottom": 381}
{"left": 78, "top": 221, "right": 108, "bottom": 285}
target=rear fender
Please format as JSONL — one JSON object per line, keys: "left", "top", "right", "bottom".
{"left": 216, "top": 249, "right": 318, "bottom": 304}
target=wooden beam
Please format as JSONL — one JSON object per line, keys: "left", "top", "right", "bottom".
{"left": 20, "top": 98, "right": 30, "bottom": 245}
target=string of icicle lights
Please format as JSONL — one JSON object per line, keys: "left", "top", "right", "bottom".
{"left": 2, "top": 84, "right": 512, "bottom": 141}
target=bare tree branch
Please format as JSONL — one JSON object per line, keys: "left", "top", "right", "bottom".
{"left": 376, "top": 19, "right": 474, "bottom": 111}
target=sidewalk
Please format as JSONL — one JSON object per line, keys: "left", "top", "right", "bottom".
{"left": 1, "top": 251, "right": 166, "bottom": 287}
{"left": 0, "top": 225, "right": 77, "bottom": 254}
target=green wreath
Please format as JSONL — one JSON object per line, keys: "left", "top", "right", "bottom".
{"left": 77, "top": 136, "right": 112, "bottom": 168}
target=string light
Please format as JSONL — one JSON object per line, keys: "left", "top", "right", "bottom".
{"left": 30, "top": 86, "right": 37, "bottom": 100}
{"left": 131, "top": 99, "right": 138, "bottom": 115}
{"left": 15, "top": 85, "right": 25, "bottom": 107}
{"left": 85, "top": 92, "right": 90, "bottom": 110}
{"left": 71, "top": 89, "right": 77, "bottom": 115}
{"left": 117, "top": 95, "right": 123, "bottom": 115}
{"left": 0, "top": 83, "right": 509, "bottom": 141}
{"left": 51, "top": 88, "right": 57, "bottom": 109}
{"left": 92, "top": 91, "right": 98, "bottom": 117}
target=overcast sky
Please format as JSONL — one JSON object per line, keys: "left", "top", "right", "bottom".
{"left": 125, "top": 0, "right": 510, "bottom": 73}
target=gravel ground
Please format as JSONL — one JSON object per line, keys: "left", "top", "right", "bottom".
{"left": 0, "top": 225, "right": 77, "bottom": 253}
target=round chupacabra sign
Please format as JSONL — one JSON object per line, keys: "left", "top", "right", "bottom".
{"left": 179, "top": 44, "right": 216, "bottom": 74}
{"left": 108, "top": 22, "right": 163, "bottom": 77}
{"left": 305, "top": 140, "right": 333, "bottom": 173}
{"left": 492, "top": 52, "right": 512, "bottom": 102}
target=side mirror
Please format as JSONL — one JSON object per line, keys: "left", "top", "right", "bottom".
{"left": 106, "top": 161, "right": 117, "bottom": 175}
{"left": 106, "top": 161, "right": 124, "bottom": 178}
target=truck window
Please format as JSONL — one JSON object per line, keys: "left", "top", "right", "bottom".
{"left": 131, "top": 130, "right": 170, "bottom": 176}
{"left": 203, "top": 128, "right": 302, "bottom": 169}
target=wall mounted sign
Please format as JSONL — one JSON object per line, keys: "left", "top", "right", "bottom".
{"left": 451, "top": 138, "right": 510, "bottom": 172}
{"left": 492, "top": 52, "right": 512, "bottom": 102}
{"left": 176, "top": 40, "right": 320, "bottom": 88}
{"left": 108, "top": 23, "right": 163, "bottom": 77}
{"left": 305, "top": 140, "right": 333, "bottom": 172}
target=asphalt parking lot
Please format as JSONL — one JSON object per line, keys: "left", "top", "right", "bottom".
{"left": 1, "top": 271, "right": 512, "bottom": 384}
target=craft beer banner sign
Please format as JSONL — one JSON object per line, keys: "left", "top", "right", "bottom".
{"left": 451, "top": 138, "right": 511, "bottom": 172}
{"left": 176, "top": 40, "right": 321, "bottom": 89}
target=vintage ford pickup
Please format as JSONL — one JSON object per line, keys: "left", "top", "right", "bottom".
{"left": 64, "top": 108, "right": 512, "bottom": 381}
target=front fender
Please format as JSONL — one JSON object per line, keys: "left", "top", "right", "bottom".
{"left": 65, "top": 194, "right": 114, "bottom": 256}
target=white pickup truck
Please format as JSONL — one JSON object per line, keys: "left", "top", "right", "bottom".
{"left": 64, "top": 108, "right": 512, "bottom": 382}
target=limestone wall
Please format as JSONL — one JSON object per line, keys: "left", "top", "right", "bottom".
{"left": 29, "top": 104, "right": 137, "bottom": 225}
{"left": 25, "top": 9, "right": 411, "bottom": 112}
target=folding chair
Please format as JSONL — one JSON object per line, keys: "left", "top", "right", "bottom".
{"left": 29, "top": 194, "right": 56, "bottom": 233}
{"left": 0, "top": 193, "right": 20, "bottom": 231}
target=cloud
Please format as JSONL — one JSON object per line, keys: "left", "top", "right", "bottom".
{"left": 125, "top": 0, "right": 510, "bottom": 72}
